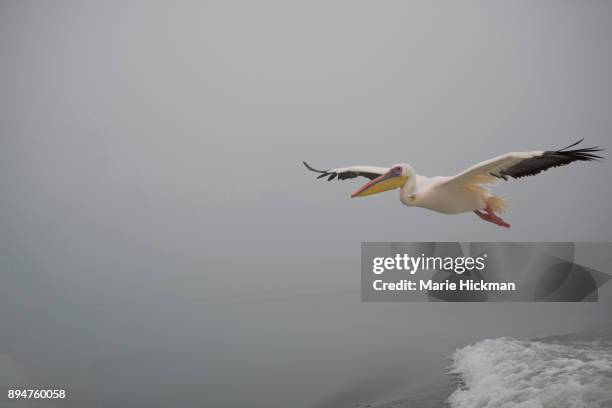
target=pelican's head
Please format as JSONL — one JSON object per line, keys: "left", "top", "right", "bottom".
{"left": 351, "top": 163, "right": 412, "bottom": 198}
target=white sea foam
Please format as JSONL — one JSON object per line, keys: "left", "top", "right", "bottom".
{"left": 448, "top": 337, "right": 612, "bottom": 408}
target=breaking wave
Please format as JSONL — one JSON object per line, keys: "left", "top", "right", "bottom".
{"left": 448, "top": 330, "right": 612, "bottom": 408}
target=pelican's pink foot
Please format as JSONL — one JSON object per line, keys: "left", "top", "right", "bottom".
{"left": 474, "top": 205, "right": 511, "bottom": 228}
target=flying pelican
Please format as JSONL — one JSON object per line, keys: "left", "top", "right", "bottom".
{"left": 303, "top": 140, "right": 603, "bottom": 228}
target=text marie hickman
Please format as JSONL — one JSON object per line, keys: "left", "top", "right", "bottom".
{"left": 373, "top": 279, "right": 516, "bottom": 292}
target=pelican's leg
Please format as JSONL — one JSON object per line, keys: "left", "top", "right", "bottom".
{"left": 473, "top": 205, "right": 511, "bottom": 228}
{"left": 473, "top": 209, "right": 487, "bottom": 220}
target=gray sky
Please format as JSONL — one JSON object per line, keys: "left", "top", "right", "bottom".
{"left": 1, "top": 1, "right": 611, "bottom": 407}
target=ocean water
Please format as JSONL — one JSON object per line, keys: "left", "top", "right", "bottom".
{"left": 375, "top": 328, "right": 612, "bottom": 408}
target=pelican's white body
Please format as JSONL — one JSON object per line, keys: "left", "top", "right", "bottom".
{"left": 400, "top": 175, "right": 487, "bottom": 214}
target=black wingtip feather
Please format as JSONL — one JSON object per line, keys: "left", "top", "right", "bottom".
{"left": 303, "top": 161, "right": 328, "bottom": 173}
{"left": 552, "top": 146, "right": 605, "bottom": 161}
{"left": 555, "top": 139, "right": 605, "bottom": 160}
{"left": 558, "top": 139, "right": 585, "bottom": 151}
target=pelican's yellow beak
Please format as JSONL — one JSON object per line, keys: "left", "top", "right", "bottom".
{"left": 351, "top": 169, "right": 408, "bottom": 198}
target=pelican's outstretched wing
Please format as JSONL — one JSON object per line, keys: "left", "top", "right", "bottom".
{"left": 444, "top": 139, "right": 603, "bottom": 188}
{"left": 303, "top": 161, "right": 388, "bottom": 181}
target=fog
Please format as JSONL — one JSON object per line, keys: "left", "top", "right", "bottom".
{"left": 1, "top": 1, "right": 611, "bottom": 407}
